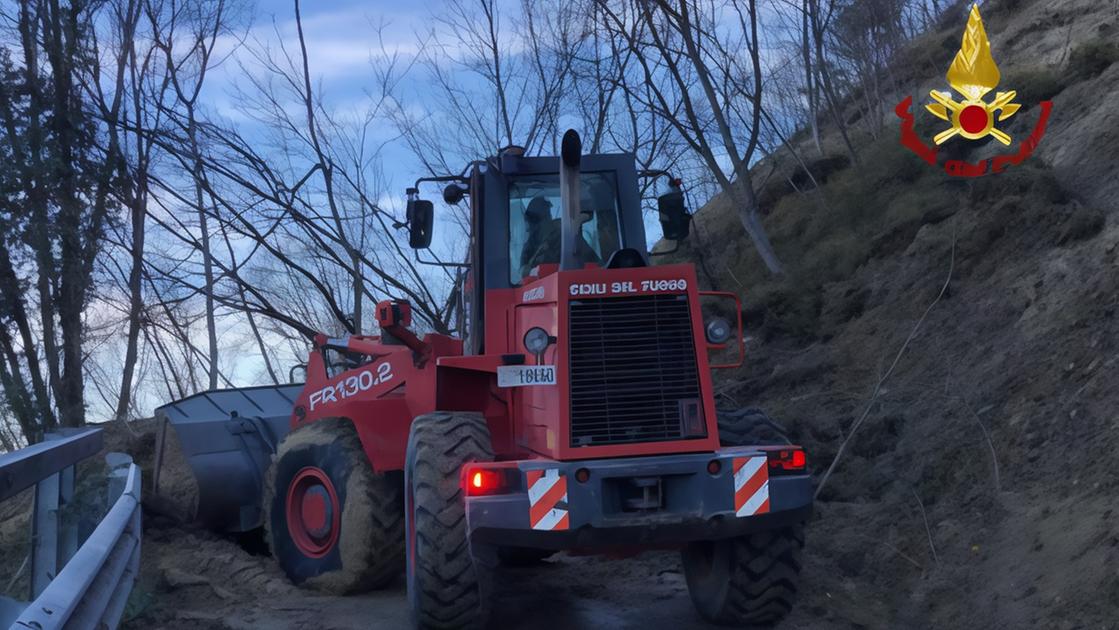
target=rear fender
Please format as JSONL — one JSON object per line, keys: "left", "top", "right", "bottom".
{"left": 435, "top": 361, "right": 516, "bottom": 460}
{"left": 340, "top": 399, "right": 414, "bottom": 472}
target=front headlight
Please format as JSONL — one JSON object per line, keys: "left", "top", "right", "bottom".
{"left": 705, "top": 318, "right": 732, "bottom": 344}
{"left": 523, "top": 327, "right": 551, "bottom": 355}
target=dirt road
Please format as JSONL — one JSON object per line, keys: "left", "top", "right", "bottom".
{"left": 125, "top": 520, "right": 848, "bottom": 630}
{"left": 123, "top": 422, "right": 851, "bottom": 630}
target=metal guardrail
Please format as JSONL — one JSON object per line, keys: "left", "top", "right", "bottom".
{"left": 0, "top": 428, "right": 141, "bottom": 630}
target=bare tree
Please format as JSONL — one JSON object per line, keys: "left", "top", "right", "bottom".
{"left": 0, "top": 0, "right": 127, "bottom": 435}
{"left": 139, "top": 0, "right": 455, "bottom": 351}
{"left": 82, "top": 0, "right": 175, "bottom": 423}
{"left": 148, "top": 0, "right": 238, "bottom": 389}
{"left": 597, "top": 0, "right": 783, "bottom": 273}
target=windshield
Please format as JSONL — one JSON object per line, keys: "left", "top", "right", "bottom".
{"left": 509, "top": 172, "right": 621, "bottom": 284}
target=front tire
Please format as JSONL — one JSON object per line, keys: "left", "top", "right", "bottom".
{"left": 405, "top": 411, "right": 494, "bottom": 629}
{"left": 264, "top": 419, "right": 404, "bottom": 594}
{"left": 682, "top": 526, "right": 805, "bottom": 627}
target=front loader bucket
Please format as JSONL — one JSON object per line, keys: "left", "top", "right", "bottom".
{"left": 154, "top": 384, "right": 302, "bottom": 532}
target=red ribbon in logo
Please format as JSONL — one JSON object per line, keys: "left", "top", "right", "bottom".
{"left": 895, "top": 96, "right": 1052, "bottom": 178}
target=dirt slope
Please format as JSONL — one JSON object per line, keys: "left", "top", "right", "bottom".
{"left": 672, "top": 0, "right": 1119, "bottom": 628}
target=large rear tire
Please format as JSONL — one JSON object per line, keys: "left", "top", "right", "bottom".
{"left": 717, "top": 407, "right": 791, "bottom": 446}
{"left": 682, "top": 526, "right": 805, "bottom": 627}
{"left": 265, "top": 419, "right": 403, "bottom": 594}
{"left": 685, "top": 407, "right": 803, "bottom": 626}
{"left": 405, "top": 411, "right": 494, "bottom": 629}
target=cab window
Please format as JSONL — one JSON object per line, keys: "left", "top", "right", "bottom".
{"left": 508, "top": 172, "right": 621, "bottom": 284}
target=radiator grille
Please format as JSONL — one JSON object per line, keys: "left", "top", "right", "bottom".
{"left": 568, "top": 294, "right": 703, "bottom": 446}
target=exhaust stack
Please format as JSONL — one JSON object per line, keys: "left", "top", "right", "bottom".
{"left": 559, "top": 129, "right": 581, "bottom": 271}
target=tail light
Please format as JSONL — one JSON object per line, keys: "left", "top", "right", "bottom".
{"left": 462, "top": 464, "right": 520, "bottom": 496}
{"left": 767, "top": 448, "right": 807, "bottom": 474}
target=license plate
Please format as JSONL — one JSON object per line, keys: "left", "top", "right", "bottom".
{"left": 497, "top": 365, "right": 556, "bottom": 388}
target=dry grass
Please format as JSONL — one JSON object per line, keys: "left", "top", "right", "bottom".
{"left": 695, "top": 134, "right": 958, "bottom": 340}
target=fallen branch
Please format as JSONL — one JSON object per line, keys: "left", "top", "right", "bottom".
{"left": 911, "top": 488, "right": 940, "bottom": 567}
{"left": 856, "top": 535, "right": 924, "bottom": 571}
{"left": 882, "top": 541, "right": 925, "bottom": 571}
{"left": 5, "top": 553, "right": 29, "bottom": 593}
{"left": 955, "top": 395, "right": 1002, "bottom": 492}
{"left": 814, "top": 224, "right": 956, "bottom": 500}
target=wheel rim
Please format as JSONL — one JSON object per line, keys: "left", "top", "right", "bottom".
{"left": 286, "top": 466, "right": 341, "bottom": 558}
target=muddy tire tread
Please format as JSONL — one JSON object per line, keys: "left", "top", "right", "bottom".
{"left": 264, "top": 418, "right": 403, "bottom": 594}
{"left": 684, "top": 526, "right": 805, "bottom": 627}
{"left": 407, "top": 411, "right": 494, "bottom": 629}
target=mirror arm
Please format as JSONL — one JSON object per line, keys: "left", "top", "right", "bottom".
{"left": 413, "top": 174, "right": 469, "bottom": 189}
{"left": 414, "top": 250, "right": 472, "bottom": 269}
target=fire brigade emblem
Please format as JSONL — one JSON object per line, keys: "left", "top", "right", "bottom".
{"left": 896, "top": 3, "right": 1052, "bottom": 177}
{"left": 927, "top": 4, "right": 1019, "bottom": 145}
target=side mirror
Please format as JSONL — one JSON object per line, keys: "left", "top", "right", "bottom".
{"left": 407, "top": 196, "right": 434, "bottom": 249}
{"left": 657, "top": 190, "right": 690, "bottom": 241}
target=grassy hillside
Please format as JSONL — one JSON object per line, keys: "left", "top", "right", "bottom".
{"left": 667, "top": 0, "right": 1119, "bottom": 626}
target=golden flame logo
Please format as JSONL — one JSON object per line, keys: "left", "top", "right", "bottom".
{"left": 926, "top": 4, "right": 1020, "bottom": 145}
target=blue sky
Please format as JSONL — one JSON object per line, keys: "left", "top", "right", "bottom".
{"left": 198, "top": 0, "right": 675, "bottom": 270}
{"left": 207, "top": 0, "right": 443, "bottom": 208}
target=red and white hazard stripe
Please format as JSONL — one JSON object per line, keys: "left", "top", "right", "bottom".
{"left": 733, "top": 456, "right": 770, "bottom": 517}
{"left": 526, "top": 469, "right": 570, "bottom": 531}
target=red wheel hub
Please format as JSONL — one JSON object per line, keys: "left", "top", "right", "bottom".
{"left": 286, "top": 467, "right": 340, "bottom": 558}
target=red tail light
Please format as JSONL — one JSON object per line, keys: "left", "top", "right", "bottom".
{"left": 767, "top": 448, "right": 807, "bottom": 473}
{"left": 463, "top": 466, "right": 517, "bottom": 496}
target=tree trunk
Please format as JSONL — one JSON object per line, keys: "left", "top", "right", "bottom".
{"left": 0, "top": 249, "right": 55, "bottom": 428}
{"left": 0, "top": 328, "right": 40, "bottom": 440}
{"left": 46, "top": 0, "right": 87, "bottom": 427}
{"left": 112, "top": 0, "right": 148, "bottom": 424}
{"left": 802, "top": 0, "right": 823, "bottom": 157}
{"left": 189, "top": 115, "right": 220, "bottom": 390}
{"left": 114, "top": 195, "right": 146, "bottom": 422}
{"left": 810, "top": 0, "right": 858, "bottom": 164}
{"left": 728, "top": 182, "right": 783, "bottom": 275}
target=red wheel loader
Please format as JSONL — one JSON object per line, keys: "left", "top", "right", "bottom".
{"left": 155, "top": 130, "right": 812, "bottom": 628}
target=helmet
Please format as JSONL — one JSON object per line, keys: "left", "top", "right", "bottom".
{"left": 525, "top": 196, "right": 552, "bottom": 223}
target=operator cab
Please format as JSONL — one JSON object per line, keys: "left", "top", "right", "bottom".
{"left": 405, "top": 133, "right": 691, "bottom": 354}
{"left": 510, "top": 171, "right": 622, "bottom": 282}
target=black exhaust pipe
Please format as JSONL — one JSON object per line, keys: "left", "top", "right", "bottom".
{"left": 559, "top": 129, "right": 581, "bottom": 271}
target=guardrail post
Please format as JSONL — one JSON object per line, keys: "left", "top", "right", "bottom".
{"left": 13, "top": 463, "right": 143, "bottom": 630}
{"left": 29, "top": 434, "right": 85, "bottom": 600}
{"left": 29, "top": 471, "right": 60, "bottom": 599}
{"left": 105, "top": 453, "right": 133, "bottom": 506}
{"left": 58, "top": 464, "right": 77, "bottom": 570}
